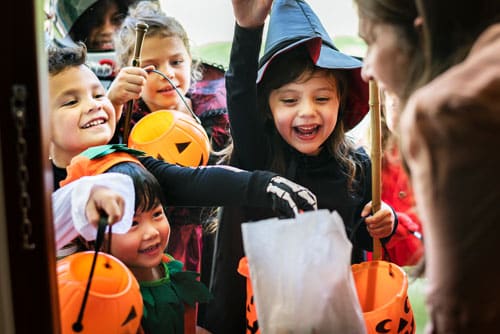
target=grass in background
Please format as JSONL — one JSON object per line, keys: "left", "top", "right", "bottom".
{"left": 194, "top": 38, "right": 429, "bottom": 334}
{"left": 408, "top": 277, "right": 429, "bottom": 333}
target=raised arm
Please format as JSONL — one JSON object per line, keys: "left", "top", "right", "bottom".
{"left": 231, "top": 0, "right": 273, "bottom": 28}
{"left": 225, "top": 2, "right": 271, "bottom": 169}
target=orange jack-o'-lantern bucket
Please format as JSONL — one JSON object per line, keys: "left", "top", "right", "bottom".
{"left": 128, "top": 109, "right": 211, "bottom": 167}
{"left": 352, "top": 260, "right": 415, "bottom": 334}
{"left": 57, "top": 251, "right": 143, "bottom": 334}
{"left": 238, "top": 257, "right": 260, "bottom": 334}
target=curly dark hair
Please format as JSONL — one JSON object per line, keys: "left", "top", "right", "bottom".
{"left": 47, "top": 42, "right": 87, "bottom": 76}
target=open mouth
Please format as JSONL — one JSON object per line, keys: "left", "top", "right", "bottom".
{"left": 138, "top": 243, "right": 160, "bottom": 254}
{"left": 96, "top": 41, "right": 114, "bottom": 50}
{"left": 81, "top": 118, "right": 106, "bottom": 129}
{"left": 294, "top": 125, "right": 320, "bottom": 138}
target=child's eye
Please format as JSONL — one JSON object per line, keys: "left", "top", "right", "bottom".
{"left": 131, "top": 220, "right": 139, "bottom": 227}
{"left": 281, "top": 98, "right": 297, "bottom": 104}
{"left": 61, "top": 99, "right": 77, "bottom": 107}
{"left": 316, "top": 97, "right": 330, "bottom": 102}
{"left": 152, "top": 209, "right": 165, "bottom": 219}
{"left": 150, "top": 204, "right": 165, "bottom": 218}
{"left": 171, "top": 59, "right": 184, "bottom": 66}
{"left": 94, "top": 94, "right": 106, "bottom": 99}
{"left": 111, "top": 13, "right": 125, "bottom": 26}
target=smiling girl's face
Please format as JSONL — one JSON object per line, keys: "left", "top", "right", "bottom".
{"left": 140, "top": 35, "right": 192, "bottom": 113}
{"left": 269, "top": 69, "right": 340, "bottom": 156}
{"left": 110, "top": 203, "right": 170, "bottom": 281}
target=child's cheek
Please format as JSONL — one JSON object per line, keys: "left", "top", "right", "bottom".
{"left": 163, "top": 221, "right": 171, "bottom": 248}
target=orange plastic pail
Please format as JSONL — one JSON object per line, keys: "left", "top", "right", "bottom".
{"left": 352, "top": 260, "right": 415, "bottom": 334}
{"left": 238, "top": 257, "right": 260, "bottom": 334}
{"left": 57, "top": 251, "right": 143, "bottom": 334}
{"left": 128, "top": 110, "right": 210, "bottom": 167}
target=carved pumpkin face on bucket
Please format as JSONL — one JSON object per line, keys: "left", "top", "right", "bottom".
{"left": 352, "top": 260, "right": 415, "bottom": 334}
{"left": 237, "top": 257, "right": 260, "bottom": 334}
{"left": 128, "top": 110, "right": 211, "bottom": 167}
{"left": 57, "top": 251, "right": 143, "bottom": 334}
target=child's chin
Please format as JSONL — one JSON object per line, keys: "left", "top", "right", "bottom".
{"left": 88, "top": 135, "right": 113, "bottom": 146}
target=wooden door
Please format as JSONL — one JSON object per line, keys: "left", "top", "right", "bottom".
{"left": 0, "top": 0, "right": 60, "bottom": 333}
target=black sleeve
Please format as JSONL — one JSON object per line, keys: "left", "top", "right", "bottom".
{"left": 226, "top": 23, "right": 267, "bottom": 170}
{"left": 381, "top": 205, "right": 399, "bottom": 244}
{"left": 139, "top": 156, "right": 277, "bottom": 207}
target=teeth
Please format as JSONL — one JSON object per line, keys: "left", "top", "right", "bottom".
{"left": 139, "top": 244, "right": 157, "bottom": 253}
{"left": 297, "top": 125, "right": 317, "bottom": 131}
{"left": 82, "top": 119, "right": 105, "bottom": 129}
{"left": 296, "top": 125, "right": 318, "bottom": 134}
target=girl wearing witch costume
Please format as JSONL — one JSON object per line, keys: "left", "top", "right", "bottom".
{"left": 204, "top": 1, "right": 397, "bottom": 332}
{"left": 60, "top": 146, "right": 211, "bottom": 334}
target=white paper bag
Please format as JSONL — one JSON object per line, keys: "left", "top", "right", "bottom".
{"left": 241, "top": 210, "right": 366, "bottom": 334}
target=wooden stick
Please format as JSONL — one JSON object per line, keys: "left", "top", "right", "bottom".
{"left": 122, "top": 22, "right": 149, "bottom": 144}
{"left": 369, "top": 80, "right": 383, "bottom": 260}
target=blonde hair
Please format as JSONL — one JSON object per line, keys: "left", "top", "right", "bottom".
{"left": 114, "top": 1, "right": 201, "bottom": 83}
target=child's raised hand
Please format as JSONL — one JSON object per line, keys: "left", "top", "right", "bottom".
{"left": 232, "top": 0, "right": 273, "bottom": 28}
{"left": 107, "top": 65, "right": 152, "bottom": 118}
{"left": 361, "top": 201, "right": 395, "bottom": 239}
{"left": 85, "top": 185, "right": 126, "bottom": 228}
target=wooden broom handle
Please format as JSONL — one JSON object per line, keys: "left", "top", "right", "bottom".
{"left": 369, "top": 80, "right": 383, "bottom": 260}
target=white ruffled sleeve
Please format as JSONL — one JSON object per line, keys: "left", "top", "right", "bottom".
{"left": 52, "top": 173, "right": 135, "bottom": 250}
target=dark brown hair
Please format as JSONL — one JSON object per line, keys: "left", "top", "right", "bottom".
{"left": 106, "top": 161, "right": 167, "bottom": 213}
{"left": 416, "top": 0, "right": 500, "bottom": 84}
{"left": 47, "top": 42, "right": 87, "bottom": 76}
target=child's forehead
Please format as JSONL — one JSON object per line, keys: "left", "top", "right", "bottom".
{"left": 142, "top": 35, "right": 190, "bottom": 54}
{"left": 50, "top": 65, "right": 103, "bottom": 90}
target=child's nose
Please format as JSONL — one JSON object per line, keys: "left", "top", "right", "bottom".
{"left": 142, "top": 223, "right": 160, "bottom": 240}
{"left": 159, "top": 64, "right": 175, "bottom": 80}
{"left": 297, "top": 100, "right": 316, "bottom": 117}
{"left": 100, "top": 16, "right": 117, "bottom": 35}
{"left": 85, "top": 98, "right": 102, "bottom": 113}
